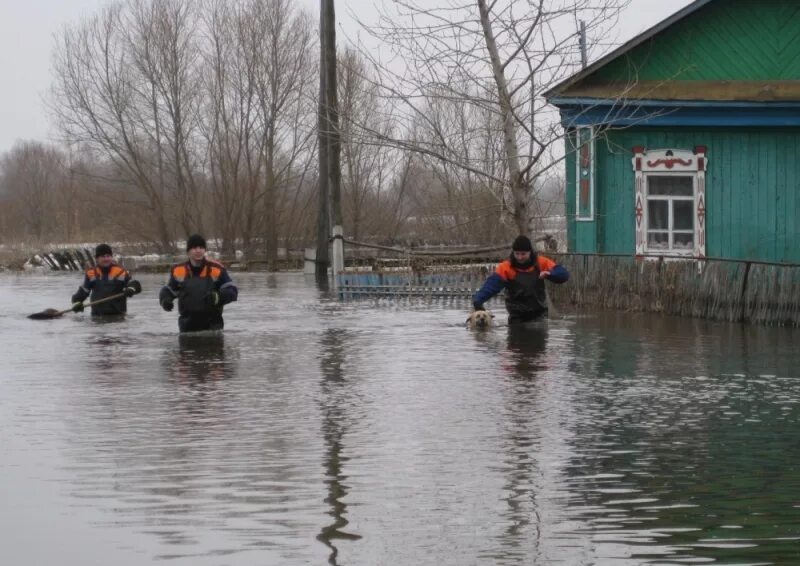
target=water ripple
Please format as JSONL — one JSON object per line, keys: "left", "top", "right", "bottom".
{"left": 2, "top": 275, "right": 800, "bottom": 564}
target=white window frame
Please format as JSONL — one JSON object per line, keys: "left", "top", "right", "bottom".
{"left": 644, "top": 173, "right": 696, "bottom": 256}
{"left": 632, "top": 147, "right": 707, "bottom": 258}
{"left": 575, "top": 126, "right": 595, "bottom": 221}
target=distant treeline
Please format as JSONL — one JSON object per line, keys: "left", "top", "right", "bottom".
{"left": 0, "top": 0, "right": 575, "bottom": 258}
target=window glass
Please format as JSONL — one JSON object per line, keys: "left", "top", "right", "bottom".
{"left": 648, "top": 175, "right": 693, "bottom": 196}
{"left": 648, "top": 201, "right": 668, "bottom": 230}
{"left": 673, "top": 201, "right": 694, "bottom": 230}
{"left": 647, "top": 232, "right": 669, "bottom": 249}
{"left": 673, "top": 233, "right": 694, "bottom": 249}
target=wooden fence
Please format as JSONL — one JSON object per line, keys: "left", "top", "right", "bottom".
{"left": 337, "top": 250, "right": 800, "bottom": 327}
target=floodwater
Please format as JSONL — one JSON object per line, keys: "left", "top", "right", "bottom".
{"left": 2, "top": 272, "right": 800, "bottom": 566}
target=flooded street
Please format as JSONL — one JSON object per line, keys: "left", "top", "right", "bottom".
{"left": 2, "top": 272, "right": 800, "bottom": 565}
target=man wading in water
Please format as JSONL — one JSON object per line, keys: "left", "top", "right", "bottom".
{"left": 71, "top": 244, "right": 141, "bottom": 316}
{"left": 472, "top": 235, "right": 569, "bottom": 324}
{"left": 159, "top": 234, "right": 238, "bottom": 333}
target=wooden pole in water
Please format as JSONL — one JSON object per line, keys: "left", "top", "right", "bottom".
{"left": 323, "top": 0, "right": 345, "bottom": 281}
{"left": 316, "top": 0, "right": 331, "bottom": 281}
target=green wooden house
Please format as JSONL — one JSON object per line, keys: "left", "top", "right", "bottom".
{"left": 546, "top": 0, "right": 800, "bottom": 263}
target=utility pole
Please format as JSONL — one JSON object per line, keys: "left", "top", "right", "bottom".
{"left": 325, "top": 0, "right": 344, "bottom": 281}
{"left": 579, "top": 20, "right": 588, "bottom": 69}
{"left": 316, "top": 0, "right": 331, "bottom": 280}
{"left": 315, "top": 0, "right": 343, "bottom": 283}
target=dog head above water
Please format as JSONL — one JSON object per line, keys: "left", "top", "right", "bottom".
{"left": 467, "top": 309, "right": 494, "bottom": 330}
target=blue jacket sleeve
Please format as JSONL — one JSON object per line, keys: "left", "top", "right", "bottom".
{"left": 547, "top": 264, "right": 569, "bottom": 284}
{"left": 71, "top": 273, "right": 94, "bottom": 303}
{"left": 216, "top": 269, "right": 238, "bottom": 305}
{"left": 158, "top": 270, "right": 180, "bottom": 305}
{"left": 472, "top": 273, "right": 505, "bottom": 306}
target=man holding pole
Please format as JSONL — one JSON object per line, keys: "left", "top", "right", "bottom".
{"left": 71, "top": 244, "right": 141, "bottom": 316}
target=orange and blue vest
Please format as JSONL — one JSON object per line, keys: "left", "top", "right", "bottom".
{"left": 159, "top": 259, "right": 238, "bottom": 332}
{"left": 473, "top": 254, "right": 569, "bottom": 318}
{"left": 72, "top": 262, "right": 132, "bottom": 315}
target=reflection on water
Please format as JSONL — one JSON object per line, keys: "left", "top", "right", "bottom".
{"left": 497, "top": 325, "right": 549, "bottom": 563}
{"left": 317, "top": 326, "right": 362, "bottom": 566}
{"left": 503, "top": 323, "right": 549, "bottom": 377}
{"left": 555, "top": 313, "right": 800, "bottom": 565}
{"left": 168, "top": 333, "right": 231, "bottom": 383}
{"left": 1, "top": 274, "right": 800, "bottom": 565}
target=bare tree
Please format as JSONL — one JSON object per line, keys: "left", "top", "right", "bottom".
{"left": 0, "top": 141, "right": 158, "bottom": 244}
{"left": 57, "top": 148, "right": 91, "bottom": 241}
{"left": 0, "top": 142, "right": 64, "bottom": 241}
{"left": 249, "top": 0, "right": 316, "bottom": 261}
{"left": 51, "top": 1, "right": 205, "bottom": 251}
{"left": 337, "top": 48, "right": 398, "bottom": 242}
{"left": 200, "top": 0, "right": 317, "bottom": 260}
{"left": 352, "top": 0, "right": 629, "bottom": 236}
{"left": 49, "top": 0, "right": 321, "bottom": 256}
{"left": 200, "top": 0, "right": 257, "bottom": 256}
{"left": 125, "top": 0, "right": 205, "bottom": 236}
{"left": 410, "top": 81, "right": 509, "bottom": 243}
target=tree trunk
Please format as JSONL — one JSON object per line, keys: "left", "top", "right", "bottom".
{"left": 265, "top": 150, "right": 279, "bottom": 264}
{"left": 477, "top": 0, "right": 529, "bottom": 236}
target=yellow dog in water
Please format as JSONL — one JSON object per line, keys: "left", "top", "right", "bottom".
{"left": 466, "top": 309, "right": 494, "bottom": 330}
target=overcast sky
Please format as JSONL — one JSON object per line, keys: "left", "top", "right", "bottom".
{"left": 0, "top": 0, "right": 693, "bottom": 155}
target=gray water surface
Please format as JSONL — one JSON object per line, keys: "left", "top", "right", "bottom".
{"left": 2, "top": 272, "right": 800, "bottom": 565}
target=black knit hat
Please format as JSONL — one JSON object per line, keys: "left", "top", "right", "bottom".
{"left": 95, "top": 243, "right": 113, "bottom": 257}
{"left": 186, "top": 234, "right": 207, "bottom": 251}
{"left": 511, "top": 235, "right": 533, "bottom": 252}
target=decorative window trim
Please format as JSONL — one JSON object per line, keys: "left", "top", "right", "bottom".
{"left": 575, "top": 126, "right": 595, "bottom": 221}
{"left": 632, "top": 146, "right": 707, "bottom": 258}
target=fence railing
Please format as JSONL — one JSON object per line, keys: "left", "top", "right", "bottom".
{"left": 17, "top": 240, "right": 800, "bottom": 326}
{"left": 336, "top": 247, "right": 800, "bottom": 327}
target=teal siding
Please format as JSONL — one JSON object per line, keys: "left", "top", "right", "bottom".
{"left": 565, "top": 131, "right": 599, "bottom": 253}
{"left": 565, "top": 131, "right": 578, "bottom": 251}
{"left": 591, "top": 0, "right": 800, "bottom": 82}
{"left": 566, "top": 127, "right": 800, "bottom": 263}
{"left": 595, "top": 134, "right": 635, "bottom": 254}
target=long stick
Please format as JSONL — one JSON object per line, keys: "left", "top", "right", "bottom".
{"left": 28, "top": 292, "right": 128, "bottom": 320}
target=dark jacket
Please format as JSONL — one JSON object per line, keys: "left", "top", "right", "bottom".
{"left": 472, "top": 254, "right": 569, "bottom": 322}
{"left": 72, "top": 262, "right": 136, "bottom": 316}
{"left": 159, "top": 259, "right": 238, "bottom": 332}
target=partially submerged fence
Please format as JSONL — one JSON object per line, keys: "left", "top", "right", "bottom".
{"left": 20, "top": 247, "right": 306, "bottom": 272}
{"left": 549, "top": 254, "right": 800, "bottom": 326}
{"left": 336, "top": 239, "right": 521, "bottom": 299}
{"left": 24, "top": 248, "right": 96, "bottom": 271}
{"left": 336, "top": 241, "right": 800, "bottom": 327}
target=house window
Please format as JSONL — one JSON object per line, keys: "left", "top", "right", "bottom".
{"left": 632, "top": 147, "right": 707, "bottom": 258}
{"left": 646, "top": 175, "right": 694, "bottom": 253}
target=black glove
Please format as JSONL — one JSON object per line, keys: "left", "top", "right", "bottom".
{"left": 204, "top": 291, "right": 220, "bottom": 307}
{"left": 71, "top": 301, "right": 84, "bottom": 313}
{"left": 161, "top": 298, "right": 174, "bottom": 312}
{"left": 473, "top": 302, "right": 485, "bottom": 311}
{"left": 125, "top": 280, "right": 142, "bottom": 297}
